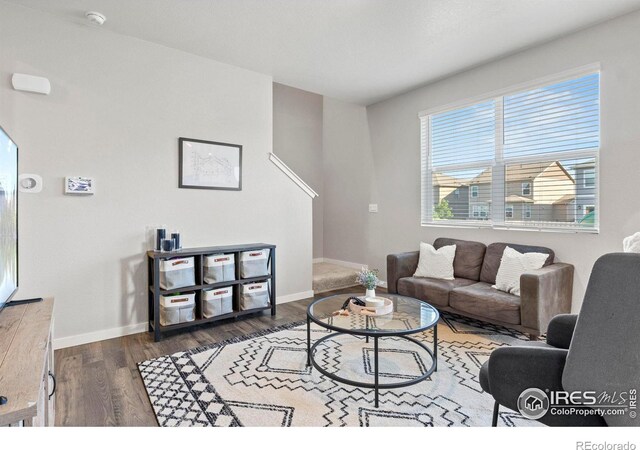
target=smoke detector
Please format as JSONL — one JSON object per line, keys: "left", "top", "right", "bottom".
{"left": 85, "top": 11, "right": 106, "bottom": 25}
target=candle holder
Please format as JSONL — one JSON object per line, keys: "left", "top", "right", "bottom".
{"left": 161, "top": 238, "right": 175, "bottom": 252}
{"left": 156, "top": 228, "right": 167, "bottom": 251}
{"left": 171, "top": 232, "right": 181, "bottom": 250}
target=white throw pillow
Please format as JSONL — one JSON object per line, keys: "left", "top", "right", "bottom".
{"left": 413, "top": 243, "right": 456, "bottom": 280}
{"left": 493, "top": 246, "right": 549, "bottom": 296}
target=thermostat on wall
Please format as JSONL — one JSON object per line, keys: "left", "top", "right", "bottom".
{"left": 19, "top": 174, "right": 43, "bottom": 193}
{"left": 65, "top": 176, "right": 95, "bottom": 195}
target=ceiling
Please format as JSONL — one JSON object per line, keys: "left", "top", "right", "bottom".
{"left": 7, "top": 0, "right": 640, "bottom": 105}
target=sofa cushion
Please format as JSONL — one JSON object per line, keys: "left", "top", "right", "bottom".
{"left": 397, "top": 276, "right": 476, "bottom": 307}
{"left": 414, "top": 242, "right": 456, "bottom": 280}
{"left": 434, "top": 238, "right": 486, "bottom": 281}
{"left": 480, "top": 242, "right": 554, "bottom": 285}
{"left": 450, "top": 282, "right": 521, "bottom": 325}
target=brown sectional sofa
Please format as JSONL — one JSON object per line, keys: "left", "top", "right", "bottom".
{"left": 387, "top": 238, "right": 574, "bottom": 339}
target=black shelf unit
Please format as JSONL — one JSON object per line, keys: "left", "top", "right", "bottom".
{"left": 147, "top": 243, "right": 276, "bottom": 341}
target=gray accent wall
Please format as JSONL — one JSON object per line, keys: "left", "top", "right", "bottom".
{"left": 273, "top": 83, "right": 324, "bottom": 258}
{"left": 360, "top": 11, "right": 640, "bottom": 311}
{"left": 323, "top": 97, "right": 374, "bottom": 266}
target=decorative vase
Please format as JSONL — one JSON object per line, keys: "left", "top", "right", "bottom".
{"left": 365, "top": 288, "right": 376, "bottom": 299}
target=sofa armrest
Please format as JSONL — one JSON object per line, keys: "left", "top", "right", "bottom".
{"left": 488, "top": 346, "right": 567, "bottom": 412}
{"left": 520, "top": 263, "right": 574, "bottom": 335}
{"left": 386, "top": 251, "right": 419, "bottom": 294}
{"left": 546, "top": 314, "right": 578, "bottom": 349}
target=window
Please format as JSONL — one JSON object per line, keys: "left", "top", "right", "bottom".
{"left": 472, "top": 205, "right": 489, "bottom": 219}
{"left": 584, "top": 169, "right": 595, "bottom": 188}
{"left": 420, "top": 70, "right": 599, "bottom": 231}
{"left": 506, "top": 206, "right": 514, "bottom": 219}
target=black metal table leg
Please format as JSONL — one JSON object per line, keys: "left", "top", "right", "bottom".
{"left": 365, "top": 315, "right": 369, "bottom": 344}
{"left": 434, "top": 323, "right": 438, "bottom": 372}
{"left": 374, "top": 336, "right": 379, "bottom": 408}
{"left": 306, "top": 315, "right": 311, "bottom": 368}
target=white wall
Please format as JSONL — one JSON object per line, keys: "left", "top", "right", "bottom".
{"left": 273, "top": 83, "right": 324, "bottom": 258}
{"left": 362, "top": 10, "right": 640, "bottom": 312}
{"left": 322, "top": 97, "right": 374, "bottom": 266}
{"left": 0, "top": 2, "right": 312, "bottom": 346}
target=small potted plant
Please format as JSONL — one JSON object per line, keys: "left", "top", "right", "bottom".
{"left": 356, "top": 267, "right": 379, "bottom": 299}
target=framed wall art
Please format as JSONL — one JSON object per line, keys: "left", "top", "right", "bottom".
{"left": 179, "top": 137, "right": 242, "bottom": 190}
{"left": 65, "top": 176, "right": 95, "bottom": 195}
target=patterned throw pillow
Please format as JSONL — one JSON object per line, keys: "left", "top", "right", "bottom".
{"left": 493, "top": 246, "right": 548, "bottom": 296}
{"left": 413, "top": 242, "right": 457, "bottom": 280}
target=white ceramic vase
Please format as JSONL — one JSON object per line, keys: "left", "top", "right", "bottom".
{"left": 365, "top": 288, "right": 376, "bottom": 299}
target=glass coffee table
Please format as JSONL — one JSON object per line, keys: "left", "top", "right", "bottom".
{"left": 306, "top": 293, "right": 439, "bottom": 408}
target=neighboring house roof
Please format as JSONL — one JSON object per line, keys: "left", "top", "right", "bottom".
{"left": 506, "top": 194, "right": 534, "bottom": 203}
{"left": 433, "top": 172, "right": 467, "bottom": 187}
{"left": 469, "top": 161, "right": 575, "bottom": 184}
{"left": 553, "top": 194, "right": 576, "bottom": 204}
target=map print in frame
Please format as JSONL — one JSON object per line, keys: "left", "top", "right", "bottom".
{"left": 179, "top": 138, "right": 242, "bottom": 190}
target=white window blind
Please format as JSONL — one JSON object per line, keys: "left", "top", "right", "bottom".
{"left": 420, "top": 70, "right": 600, "bottom": 231}
{"left": 423, "top": 100, "right": 495, "bottom": 223}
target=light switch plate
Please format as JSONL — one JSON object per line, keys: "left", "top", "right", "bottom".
{"left": 369, "top": 204, "right": 378, "bottom": 213}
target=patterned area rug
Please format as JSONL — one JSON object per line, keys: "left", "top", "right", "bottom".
{"left": 138, "top": 312, "right": 540, "bottom": 427}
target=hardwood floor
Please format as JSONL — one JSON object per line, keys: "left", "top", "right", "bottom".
{"left": 54, "top": 286, "right": 366, "bottom": 426}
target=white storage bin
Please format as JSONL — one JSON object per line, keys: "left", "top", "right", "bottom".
{"left": 202, "top": 287, "right": 234, "bottom": 318}
{"left": 239, "top": 249, "right": 270, "bottom": 279}
{"left": 204, "top": 254, "right": 236, "bottom": 284}
{"left": 240, "top": 282, "right": 270, "bottom": 311}
{"left": 159, "top": 293, "right": 196, "bottom": 326}
{"left": 159, "top": 257, "right": 196, "bottom": 290}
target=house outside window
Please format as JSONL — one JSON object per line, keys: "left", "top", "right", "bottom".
{"left": 506, "top": 206, "right": 514, "bottom": 219}
{"left": 420, "top": 69, "right": 600, "bottom": 232}
{"left": 584, "top": 169, "right": 595, "bottom": 188}
{"left": 472, "top": 205, "right": 489, "bottom": 219}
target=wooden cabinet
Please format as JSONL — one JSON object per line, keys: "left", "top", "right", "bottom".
{"left": 0, "top": 298, "right": 55, "bottom": 427}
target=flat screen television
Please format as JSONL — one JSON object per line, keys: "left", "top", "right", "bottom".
{"left": 0, "top": 125, "right": 18, "bottom": 314}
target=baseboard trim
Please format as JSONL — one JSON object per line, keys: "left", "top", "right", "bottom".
{"left": 53, "top": 289, "right": 315, "bottom": 349}
{"left": 312, "top": 258, "right": 324, "bottom": 263}
{"left": 53, "top": 322, "right": 148, "bottom": 350}
{"left": 277, "top": 290, "right": 314, "bottom": 304}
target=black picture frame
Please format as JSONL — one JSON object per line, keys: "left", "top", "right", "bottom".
{"left": 178, "top": 137, "right": 242, "bottom": 191}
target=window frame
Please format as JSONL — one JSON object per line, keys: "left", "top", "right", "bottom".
{"left": 505, "top": 205, "right": 514, "bottom": 219}
{"left": 521, "top": 182, "right": 531, "bottom": 196}
{"left": 419, "top": 64, "right": 600, "bottom": 233}
{"left": 583, "top": 169, "right": 596, "bottom": 188}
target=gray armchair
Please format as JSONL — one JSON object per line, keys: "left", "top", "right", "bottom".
{"left": 480, "top": 253, "right": 640, "bottom": 427}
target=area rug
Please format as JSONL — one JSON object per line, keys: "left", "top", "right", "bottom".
{"left": 138, "top": 312, "right": 539, "bottom": 427}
